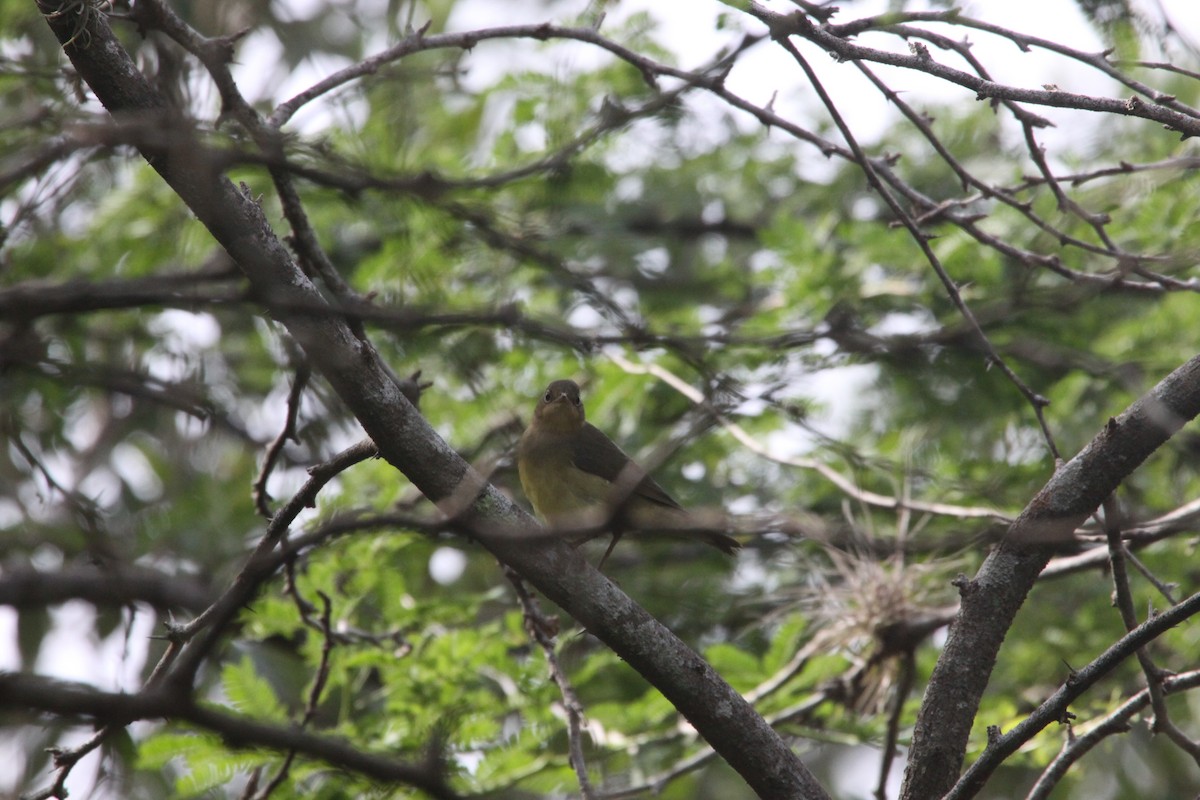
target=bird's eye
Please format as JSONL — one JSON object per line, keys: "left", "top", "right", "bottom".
{"left": 572, "top": 395, "right": 582, "bottom": 406}
{"left": 543, "top": 390, "right": 553, "bottom": 403}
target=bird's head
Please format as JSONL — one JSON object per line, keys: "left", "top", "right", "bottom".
{"left": 533, "top": 379, "right": 586, "bottom": 433}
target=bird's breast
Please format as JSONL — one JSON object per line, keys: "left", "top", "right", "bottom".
{"left": 518, "top": 433, "right": 612, "bottom": 524}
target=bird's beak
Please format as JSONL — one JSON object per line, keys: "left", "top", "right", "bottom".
{"left": 537, "top": 390, "right": 582, "bottom": 428}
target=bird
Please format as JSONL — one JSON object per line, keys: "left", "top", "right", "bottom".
{"left": 516, "top": 379, "right": 740, "bottom": 566}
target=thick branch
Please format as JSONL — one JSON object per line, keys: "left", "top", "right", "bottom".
{"left": 0, "top": 264, "right": 242, "bottom": 320}
{"left": 901, "top": 353, "right": 1200, "bottom": 800}
{"left": 0, "top": 564, "right": 214, "bottom": 613}
{"left": 753, "top": 5, "right": 1200, "bottom": 137}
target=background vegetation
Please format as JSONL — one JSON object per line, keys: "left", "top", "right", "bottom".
{"left": 3, "top": 0, "right": 1200, "bottom": 798}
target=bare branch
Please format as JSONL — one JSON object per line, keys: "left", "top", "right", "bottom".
{"left": 0, "top": 673, "right": 459, "bottom": 799}
{"left": 506, "top": 567, "right": 595, "bottom": 799}
{"left": 253, "top": 360, "right": 311, "bottom": 519}
{"left": 751, "top": 6, "right": 1200, "bottom": 136}
{"left": 0, "top": 564, "right": 214, "bottom": 613}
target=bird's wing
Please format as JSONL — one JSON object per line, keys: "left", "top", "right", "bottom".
{"left": 572, "top": 423, "right": 682, "bottom": 510}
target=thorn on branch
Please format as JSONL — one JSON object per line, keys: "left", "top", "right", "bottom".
{"left": 794, "top": 1, "right": 837, "bottom": 24}
{"left": 162, "top": 618, "right": 190, "bottom": 643}
{"left": 634, "top": 67, "right": 659, "bottom": 90}
{"left": 598, "top": 95, "right": 631, "bottom": 125}
{"left": 711, "top": 60, "right": 735, "bottom": 91}
{"left": 207, "top": 28, "right": 251, "bottom": 68}
{"left": 395, "top": 369, "right": 433, "bottom": 408}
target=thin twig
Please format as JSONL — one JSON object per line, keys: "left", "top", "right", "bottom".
{"left": 610, "top": 354, "right": 1009, "bottom": 521}
{"left": 253, "top": 360, "right": 311, "bottom": 518}
{"left": 1026, "top": 670, "right": 1200, "bottom": 799}
{"left": 504, "top": 566, "right": 596, "bottom": 799}
{"left": 766, "top": 34, "right": 1061, "bottom": 460}
{"left": 944, "top": 588, "right": 1200, "bottom": 800}
{"left": 875, "top": 652, "right": 916, "bottom": 800}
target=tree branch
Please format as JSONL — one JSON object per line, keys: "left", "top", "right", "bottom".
{"left": 36, "top": 4, "right": 828, "bottom": 797}
{"left": 0, "top": 564, "right": 215, "bottom": 613}
{"left": 901, "top": 353, "right": 1200, "bottom": 800}
{"left": 944, "top": 587, "right": 1200, "bottom": 799}
{"left": 0, "top": 673, "right": 458, "bottom": 799}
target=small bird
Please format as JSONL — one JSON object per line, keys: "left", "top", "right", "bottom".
{"left": 516, "top": 379, "right": 740, "bottom": 566}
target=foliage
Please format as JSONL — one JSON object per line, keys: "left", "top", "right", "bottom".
{"left": 3, "top": 1, "right": 1200, "bottom": 799}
